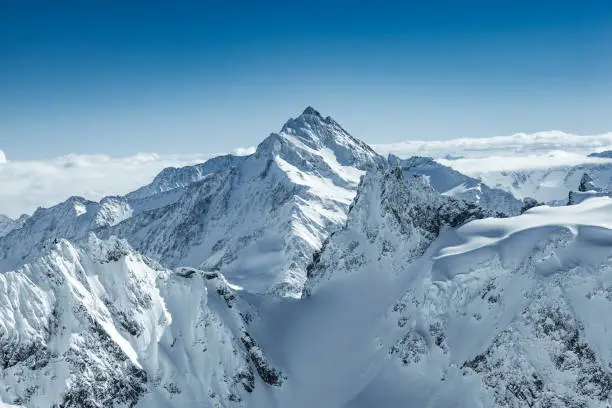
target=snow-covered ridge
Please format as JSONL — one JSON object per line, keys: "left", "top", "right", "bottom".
{"left": 0, "top": 214, "right": 28, "bottom": 239}
{"left": 0, "top": 235, "right": 282, "bottom": 407}
{"left": 126, "top": 153, "right": 247, "bottom": 200}
{"left": 0, "top": 196, "right": 134, "bottom": 273}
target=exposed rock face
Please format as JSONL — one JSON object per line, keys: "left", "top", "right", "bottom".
{"left": 520, "top": 197, "right": 544, "bottom": 213}
{"left": 578, "top": 172, "right": 597, "bottom": 192}
{"left": 305, "top": 165, "right": 487, "bottom": 295}
{"left": 568, "top": 172, "right": 612, "bottom": 205}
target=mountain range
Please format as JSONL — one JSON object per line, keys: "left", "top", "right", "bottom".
{"left": 2, "top": 108, "right": 612, "bottom": 407}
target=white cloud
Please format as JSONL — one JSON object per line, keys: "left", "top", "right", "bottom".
{"left": 439, "top": 150, "right": 612, "bottom": 176}
{"left": 0, "top": 148, "right": 254, "bottom": 218}
{"left": 230, "top": 146, "right": 257, "bottom": 156}
{"left": 374, "top": 131, "right": 612, "bottom": 159}
{"left": 0, "top": 150, "right": 6, "bottom": 164}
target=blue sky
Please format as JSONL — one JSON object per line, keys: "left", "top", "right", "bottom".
{"left": 1, "top": 0, "right": 611, "bottom": 160}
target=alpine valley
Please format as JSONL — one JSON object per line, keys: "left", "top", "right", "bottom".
{"left": 3, "top": 108, "right": 612, "bottom": 407}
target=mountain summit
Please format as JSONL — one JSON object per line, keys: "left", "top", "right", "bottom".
{"left": 105, "top": 107, "right": 383, "bottom": 297}
{"left": 301, "top": 106, "right": 322, "bottom": 117}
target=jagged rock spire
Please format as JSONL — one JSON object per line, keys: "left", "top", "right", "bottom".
{"left": 301, "top": 106, "right": 322, "bottom": 117}
{"left": 578, "top": 172, "right": 595, "bottom": 192}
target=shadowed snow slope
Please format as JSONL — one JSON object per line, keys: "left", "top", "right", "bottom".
{"left": 251, "top": 171, "right": 612, "bottom": 407}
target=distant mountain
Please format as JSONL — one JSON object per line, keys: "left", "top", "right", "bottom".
{"left": 0, "top": 214, "right": 28, "bottom": 238}
{"left": 472, "top": 160, "right": 612, "bottom": 206}
{"left": 588, "top": 150, "right": 612, "bottom": 158}
{"left": 126, "top": 154, "right": 247, "bottom": 201}
{"left": 388, "top": 155, "right": 524, "bottom": 216}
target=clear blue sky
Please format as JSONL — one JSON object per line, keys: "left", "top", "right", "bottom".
{"left": 1, "top": 0, "right": 611, "bottom": 159}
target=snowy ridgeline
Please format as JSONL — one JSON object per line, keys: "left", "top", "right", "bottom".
{"left": 3, "top": 108, "right": 612, "bottom": 407}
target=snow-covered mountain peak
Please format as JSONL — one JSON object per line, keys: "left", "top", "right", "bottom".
{"left": 126, "top": 153, "right": 246, "bottom": 200}
{"left": 91, "top": 109, "right": 385, "bottom": 299}
{"left": 277, "top": 107, "right": 381, "bottom": 168}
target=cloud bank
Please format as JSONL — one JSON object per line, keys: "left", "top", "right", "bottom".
{"left": 439, "top": 150, "right": 612, "bottom": 177}
{"left": 0, "top": 147, "right": 255, "bottom": 218}
{"left": 374, "top": 131, "right": 612, "bottom": 160}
